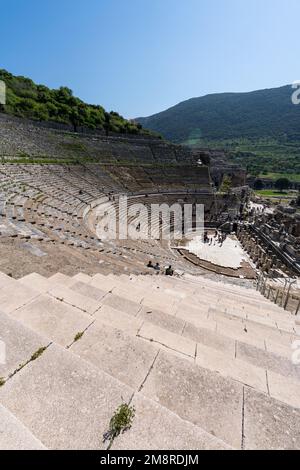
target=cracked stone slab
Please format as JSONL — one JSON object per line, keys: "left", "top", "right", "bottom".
{"left": 94, "top": 305, "right": 143, "bottom": 336}
{"left": 0, "top": 311, "right": 49, "bottom": 380}
{"left": 138, "top": 322, "right": 196, "bottom": 358}
{"left": 19, "top": 272, "right": 51, "bottom": 293}
{"left": 0, "top": 280, "right": 39, "bottom": 314}
{"left": 243, "top": 387, "right": 300, "bottom": 450}
{"left": 0, "top": 403, "right": 46, "bottom": 450}
{"left": 69, "top": 281, "right": 107, "bottom": 302}
{"left": 48, "top": 272, "right": 75, "bottom": 288}
{"left": 0, "top": 343, "right": 132, "bottom": 450}
{"left": 141, "top": 292, "right": 178, "bottom": 316}
{"left": 72, "top": 273, "right": 92, "bottom": 284}
{"left": 183, "top": 323, "right": 236, "bottom": 358}
{"left": 48, "top": 285, "right": 100, "bottom": 315}
{"left": 70, "top": 321, "right": 157, "bottom": 390}
{"left": 90, "top": 274, "right": 118, "bottom": 292}
{"left": 113, "top": 393, "right": 234, "bottom": 450}
{"left": 10, "top": 294, "right": 92, "bottom": 347}
{"left": 137, "top": 305, "right": 185, "bottom": 335}
{"left": 101, "top": 293, "right": 141, "bottom": 317}
{"left": 236, "top": 342, "right": 300, "bottom": 382}
{"left": 196, "top": 342, "right": 268, "bottom": 393}
{"left": 216, "top": 320, "right": 266, "bottom": 349}
{"left": 141, "top": 350, "right": 243, "bottom": 448}
{"left": 265, "top": 339, "right": 295, "bottom": 360}
{"left": 175, "top": 304, "right": 216, "bottom": 331}
{"left": 267, "top": 371, "right": 300, "bottom": 409}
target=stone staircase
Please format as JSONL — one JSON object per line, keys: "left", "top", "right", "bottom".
{"left": 0, "top": 271, "right": 299, "bottom": 450}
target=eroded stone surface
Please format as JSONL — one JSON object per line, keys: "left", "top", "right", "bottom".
{"left": 0, "top": 404, "right": 46, "bottom": 450}
{"left": 0, "top": 343, "right": 132, "bottom": 450}
{"left": 0, "top": 311, "right": 49, "bottom": 379}
{"left": 113, "top": 393, "right": 234, "bottom": 450}
{"left": 141, "top": 350, "right": 243, "bottom": 448}
{"left": 10, "top": 294, "right": 92, "bottom": 347}
{"left": 244, "top": 387, "right": 300, "bottom": 450}
{"left": 70, "top": 321, "right": 157, "bottom": 389}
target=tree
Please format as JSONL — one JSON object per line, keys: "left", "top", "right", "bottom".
{"left": 220, "top": 175, "right": 232, "bottom": 194}
{"left": 253, "top": 178, "right": 264, "bottom": 190}
{"left": 274, "top": 177, "right": 290, "bottom": 192}
{"left": 104, "top": 112, "right": 111, "bottom": 136}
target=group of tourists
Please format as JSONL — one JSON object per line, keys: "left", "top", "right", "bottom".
{"left": 147, "top": 261, "right": 174, "bottom": 276}
{"left": 203, "top": 230, "right": 227, "bottom": 247}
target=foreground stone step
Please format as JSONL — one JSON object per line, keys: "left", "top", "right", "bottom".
{"left": 107, "top": 274, "right": 295, "bottom": 334}
{"left": 195, "top": 342, "right": 268, "bottom": 394}
{"left": 0, "top": 343, "right": 132, "bottom": 450}
{"left": 70, "top": 321, "right": 157, "bottom": 390}
{"left": 50, "top": 274, "right": 297, "bottom": 393}
{"left": 141, "top": 349, "right": 243, "bottom": 448}
{"left": 140, "top": 350, "right": 300, "bottom": 450}
{"left": 112, "top": 393, "right": 233, "bottom": 450}
{"left": 0, "top": 342, "right": 229, "bottom": 450}
{"left": 0, "top": 404, "right": 46, "bottom": 450}
{"left": 0, "top": 277, "right": 39, "bottom": 314}
{"left": 47, "top": 285, "right": 101, "bottom": 315}
{"left": 9, "top": 294, "right": 93, "bottom": 347}
{"left": 90, "top": 300, "right": 298, "bottom": 407}
{"left": 69, "top": 280, "right": 107, "bottom": 302}
{"left": 138, "top": 322, "right": 196, "bottom": 359}
{"left": 14, "top": 272, "right": 300, "bottom": 408}
{"left": 19, "top": 272, "right": 51, "bottom": 293}
{"left": 243, "top": 387, "right": 300, "bottom": 450}
{"left": 0, "top": 311, "right": 49, "bottom": 381}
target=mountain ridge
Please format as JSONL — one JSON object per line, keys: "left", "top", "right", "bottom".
{"left": 136, "top": 84, "right": 300, "bottom": 143}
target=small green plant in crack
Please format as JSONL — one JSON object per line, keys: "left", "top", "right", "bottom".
{"left": 103, "top": 403, "right": 135, "bottom": 449}
{"left": 30, "top": 347, "right": 47, "bottom": 362}
{"left": 74, "top": 331, "right": 84, "bottom": 342}
{"left": 0, "top": 377, "right": 5, "bottom": 387}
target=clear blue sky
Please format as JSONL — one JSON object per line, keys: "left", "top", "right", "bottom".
{"left": 1, "top": 0, "right": 299, "bottom": 118}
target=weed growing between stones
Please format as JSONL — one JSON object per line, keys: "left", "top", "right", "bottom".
{"left": 0, "top": 377, "right": 5, "bottom": 387}
{"left": 30, "top": 347, "right": 47, "bottom": 362}
{"left": 74, "top": 332, "right": 84, "bottom": 342}
{"left": 103, "top": 403, "right": 135, "bottom": 449}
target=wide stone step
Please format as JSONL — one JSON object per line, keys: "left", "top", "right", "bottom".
{"left": 0, "top": 275, "right": 40, "bottom": 314}
{"left": 101, "top": 274, "right": 293, "bottom": 329}
{"left": 140, "top": 350, "right": 300, "bottom": 450}
{"left": 112, "top": 393, "right": 232, "bottom": 450}
{"left": 0, "top": 403, "right": 46, "bottom": 450}
{"left": 0, "top": 310, "right": 50, "bottom": 382}
{"left": 68, "top": 292, "right": 300, "bottom": 408}
{"left": 9, "top": 294, "right": 93, "bottom": 348}
{"left": 0, "top": 343, "right": 132, "bottom": 449}
{"left": 0, "top": 342, "right": 231, "bottom": 450}
{"left": 13, "top": 272, "right": 300, "bottom": 409}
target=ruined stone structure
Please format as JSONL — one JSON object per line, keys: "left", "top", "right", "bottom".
{"left": 237, "top": 205, "right": 300, "bottom": 277}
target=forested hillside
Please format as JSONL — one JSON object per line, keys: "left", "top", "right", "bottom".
{"left": 0, "top": 69, "right": 152, "bottom": 135}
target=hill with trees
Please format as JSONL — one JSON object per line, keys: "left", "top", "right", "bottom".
{"left": 0, "top": 69, "right": 152, "bottom": 136}
{"left": 137, "top": 85, "right": 300, "bottom": 180}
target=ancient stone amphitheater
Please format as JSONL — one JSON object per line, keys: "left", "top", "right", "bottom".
{"left": 0, "top": 115, "right": 299, "bottom": 450}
